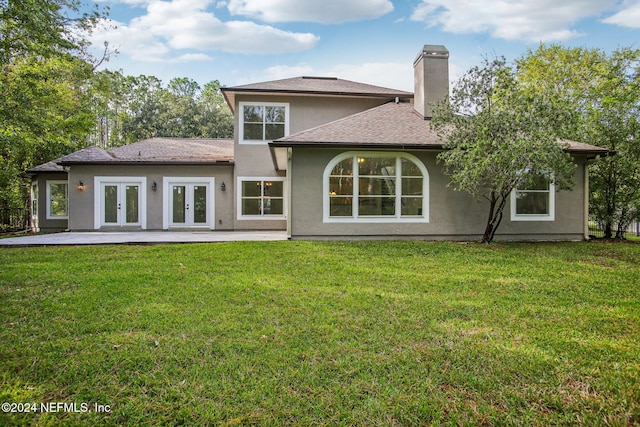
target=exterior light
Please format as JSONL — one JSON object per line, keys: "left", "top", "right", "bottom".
{"left": 220, "top": 182, "right": 226, "bottom": 191}
{"left": 152, "top": 181, "right": 157, "bottom": 191}
{"left": 77, "top": 181, "right": 85, "bottom": 191}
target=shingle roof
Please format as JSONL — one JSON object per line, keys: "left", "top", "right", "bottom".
{"left": 222, "top": 76, "right": 413, "bottom": 112}
{"left": 26, "top": 158, "right": 66, "bottom": 174}
{"left": 271, "top": 101, "right": 612, "bottom": 155}
{"left": 57, "top": 138, "right": 234, "bottom": 165}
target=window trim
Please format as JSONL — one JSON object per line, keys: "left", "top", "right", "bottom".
{"left": 46, "top": 180, "right": 68, "bottom": 220}
{"left": 323, "top": 152, "right": 429, "bottom": 223}
{"left": 510, "top": 176, "right": 555, "bottom": 222}
{"left": 238, "top": 102, "right": 290, "bottom": 144}
{"left": 237, "top": 176, "right": 287, "bottom": 220}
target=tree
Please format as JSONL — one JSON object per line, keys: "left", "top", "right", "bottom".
{"left": 431, "top": 57, "right": 576, "bottom": 243}
{"left": 516, "top": 45, "right": 640, "bottom": 238}
{"left": 1, "top": 0, "right": 107, "bottom": 213}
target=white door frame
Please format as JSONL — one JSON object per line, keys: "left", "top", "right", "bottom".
{"left": 162, "top": 177, "right": 215, "bottom": 230}
{"left": 94, "top": 177, "right": 147, "bottom": 229}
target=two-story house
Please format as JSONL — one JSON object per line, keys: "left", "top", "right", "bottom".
{"left": 28, "top": 45, "right": 610, "bottom": 240}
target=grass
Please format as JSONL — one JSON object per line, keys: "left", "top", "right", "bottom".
{"left": 0, "top": 241, "right": 639, "bottom": 426}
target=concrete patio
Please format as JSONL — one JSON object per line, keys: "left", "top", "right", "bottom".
{"left": 0, "top": 231, "right": 289, "bottom": 247}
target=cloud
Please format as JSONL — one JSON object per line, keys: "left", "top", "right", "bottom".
{"left": 89, "top": 0, "right": 319, "bottom": 63}
{"left": 227, "top": 0, "right": 394, "bottom": 23}
{"left": 410, "top": 0, "right": 617, "bottom": 42}
{"left": 602, "top": 1, "right": 640, "bottom": 28}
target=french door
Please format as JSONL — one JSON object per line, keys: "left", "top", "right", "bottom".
{"left": 164, "top": 178, "right": 214, "bottom": 229}
{"left": 95, "top": 178, "right": 146, "bottom": 229}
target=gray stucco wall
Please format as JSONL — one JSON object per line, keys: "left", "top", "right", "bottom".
{"left": 67, "top": 164, "right": 233, "bottom": 231}
{"left": 289, "top": 147, "right": 588, "bottom": 241}
{"left": 231, "top": 95, "right": 394, "bottom": 231}
{"left": 32, "top": 172, "right": 69, "bottom": 232}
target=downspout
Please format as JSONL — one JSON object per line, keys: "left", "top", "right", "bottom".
{"left": 583, "top": 159, "right": 590, "bottom": 241}
{"left": 287, "top": 147, "right": 292, "bottom": 240}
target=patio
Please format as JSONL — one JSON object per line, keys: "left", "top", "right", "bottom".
{"left": 0, "top": 231, "right": 289, "bottom": 247}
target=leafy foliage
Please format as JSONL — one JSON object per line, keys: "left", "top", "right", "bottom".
{"left": 431, "top": 57, "right": 575, "bottom": 243}
{"left": 517, "top": 45, "right": 640, "bottom": 238}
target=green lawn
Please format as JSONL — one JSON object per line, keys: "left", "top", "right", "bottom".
{"left": 1, "top": 241, "right": 639, "bottom": 426}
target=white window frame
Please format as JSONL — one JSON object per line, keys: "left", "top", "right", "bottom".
{"left": 510, "top": 176, "right": 555, "bottom": 222}
{"left": 238, "top": 102, "right": 290, "bottom": 144}
{"left": 46, "top": 180, "right": 68, "bottom": 220}
{"left": 323, "top": 152, "right": 429, "bottom": 223}
{"left": 93, "top": 177, "right": 147, "bottom": 229}
{"left": 162, "top": 177, "right": 215, "bottom": 230}
{"left": 237, "top": 177, "right": 287, "bottom": 220}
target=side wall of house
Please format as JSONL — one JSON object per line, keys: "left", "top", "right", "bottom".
{"left": 67, "top": 164, "right": 234, "bottom": 231}
{"left": 232, "top": 94, "right": 393, "bottom": 230}
{"left": 288, "top": 147, "right": 587, "bottom": 241}
{"left": 32, "top": 172, "right": 69, "bottom": 232}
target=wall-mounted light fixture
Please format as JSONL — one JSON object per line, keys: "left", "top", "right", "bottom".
{"left": 220, "top": 182, "right": 226, "bottom": 192}
{"left": 151, "top": 181, "right": 157, "bottom": 192}
{"left": 77, "top": 181, "right": 86, "bottom": 191}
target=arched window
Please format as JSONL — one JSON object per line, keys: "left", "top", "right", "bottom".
{"left": 323, "top": 152, "right": 429, "bottom": 223}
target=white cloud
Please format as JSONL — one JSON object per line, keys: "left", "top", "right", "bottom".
{"left": 603, "top": 1, "right": 640, "bottom": 28}
{"left": 227, "top": 0, "right": 394, "bottom": 23}
{"left": 88, "top": 0, "right": 319, "bottom": 63}
{"left": 411, "top": 0, "right": 617, "bottom": 42}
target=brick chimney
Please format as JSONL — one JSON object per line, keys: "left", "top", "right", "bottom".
{"left": 413, "top": 45, "right": 449, "bottom": 119}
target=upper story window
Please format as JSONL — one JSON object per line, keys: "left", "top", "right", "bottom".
{"left": 46, "top": 180, "right": 68, "bottom": 220}
{"left": 323, "top": 152, "right": 429, "bottom": 223}
{"left": 239, "top": 102, "right": 290, "bottom": 144}
{"left": 511, "top": 172, "right": 555, "bottom": 221}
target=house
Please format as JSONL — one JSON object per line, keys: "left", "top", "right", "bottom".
{"left": 27, "top": 44, "right": 610, "bottom": 240}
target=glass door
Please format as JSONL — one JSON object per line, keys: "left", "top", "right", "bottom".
{"left": 101, "top": 182, "right": 141, "bottom": 227}
{"left": 169, "top": 183, "right": 210, "bottom": 227}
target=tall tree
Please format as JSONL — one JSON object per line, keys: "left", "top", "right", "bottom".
{"left": 517, "top": 45, "right": 640, "bottom": 238}
{"left": 431, "top": 56, "right": 576, "bottom": 243}
{"left": 0, "top": 0, "right": 106, "bottom": 212}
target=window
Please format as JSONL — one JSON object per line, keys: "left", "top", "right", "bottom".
{"left": 511, "top": 173, "right": 555, "bottom": 221}
{"left": 239, "top": 102, "right": 289, "bottom": 143}
{"left": 324, "top": 152, "right": 428, "bottom": 222}
{"left": 46, "top": 180, "right": 68, "bottom": 219}
{"left": 238, "top": 177, "right": 285, "bottom": 219}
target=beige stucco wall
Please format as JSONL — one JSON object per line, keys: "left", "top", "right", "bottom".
{"left": 67, "top": 164, "right": 233, "bottom": 231}
{"left": 288, "top": 147, "right": 588, "bottom": 241}
{"left": 232, "top": 94, "right": 394, "bottom": 230}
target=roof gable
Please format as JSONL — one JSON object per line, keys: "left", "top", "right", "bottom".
{"left": 222, "top": 76, "right": 413, "bottom": 111}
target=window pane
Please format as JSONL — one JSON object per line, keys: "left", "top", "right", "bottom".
{"left": 359, "top": 177, "right": 395, "bottom": 196}
{"left": 172, "top": 186, "right": 186, "bottom": 223}
{"left": 330, "top": 197, "right": 352, "bottom": 216}
{"left": 402, "top": 177, "right": 423, "bottom": 196}
{"left": 242, "top": 181, "right": 262, "bottom": 197}
{"left": 359, "top": 157, "right": 395, "bottom": 176}
{"left": 104, "top": 185, "right": 118, "bottom": 223}
{"left": 265, "top": 106, "right": 285, "bottom": 123}
{"left": 193, "top": 185, "right": 207, "bottom": 223}
{"left": 359, "top": 197, "right": 395, "bottom": 216}
{"left": 243, "top": 105, "right": 263, "bottom": 122}
{"left": 264, "top": 181, "right": 283, "bottom": 197}
{"left": 243, "top": 123, "right": 263, "bottom": 140}
{"left": 330, "top": 177, "right": 353, "bottom": 196}
{"left": 520, "top": 173, "right": 549, "bottom": 190}
{"left": 331, "top": 158, "right": 353, "bottom": 176}
{"left": 50, "top": 199, "right": 67, "bottom": 217}
{"left": 401, "top": 159, "right": 422, "bottom": 177}
{"left": 264, "top": 198, "right": 283, "bottom": 215}
{"left": 401, "top": 197, "right": 423, "bottom": 216}
{"left": 242, "top": 199, "right": 261, "bottom": 215}
{"left": 50, "top": 183, "right": 67, "bottom": 199}
{"left": 516, "top": 192, "right": 549, "bottom": 215}
{"left": 265, "top": 123, "right": 285, "bottom": 140}
{"left": 125, "top": 185, "right": 139, "bottom": 223}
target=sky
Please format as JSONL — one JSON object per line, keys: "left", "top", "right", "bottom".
{"left": 85, "top": 0, "right": 640, "bottom": 92}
